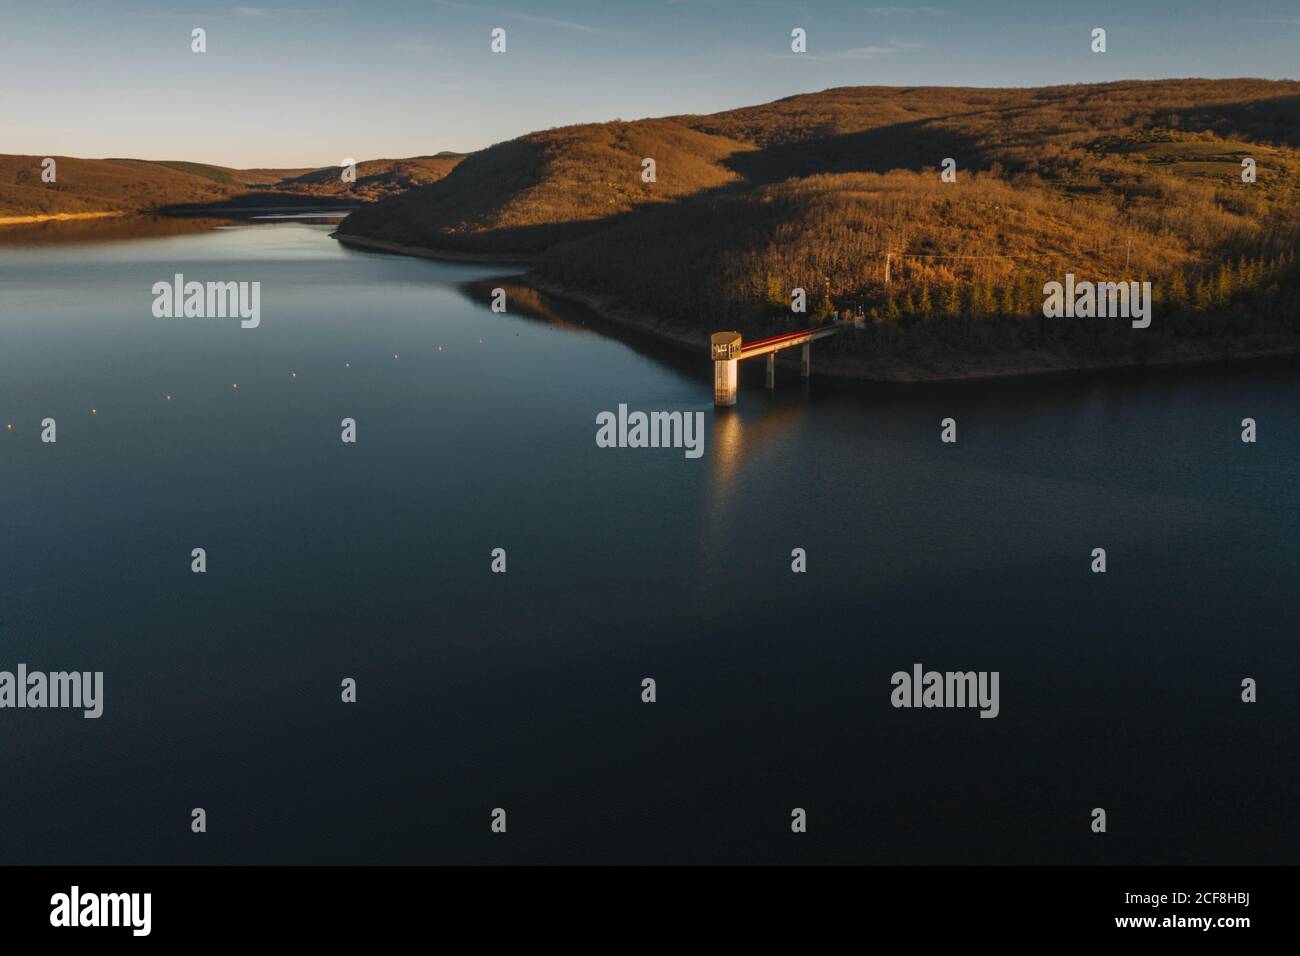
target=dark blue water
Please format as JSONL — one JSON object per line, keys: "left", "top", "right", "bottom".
{"left": 1, "top": 220, "right": 1297, "bottom": 863}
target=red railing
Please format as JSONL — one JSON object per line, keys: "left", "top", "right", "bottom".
{"left": 739, "top": 327, "right": 823, "bottom": 353}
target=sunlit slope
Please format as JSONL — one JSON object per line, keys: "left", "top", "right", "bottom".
{"left": 338, "top": 79, "right": 1300, "bottom": 370}
{"left": 339, "top": 80, "right": 1298, "bottom": 241}
{"left": 337, "top": 119, "right": 746, "bottom": 252}
{"left": 0, "top": 155, "right": 466, "bottom": 217}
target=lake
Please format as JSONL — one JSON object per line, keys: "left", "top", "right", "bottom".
{"left": 1, "top": 217, "right": 1296, "bottom": 863}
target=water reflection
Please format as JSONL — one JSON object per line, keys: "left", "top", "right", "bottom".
{"left": 461, "top": 278, "right": 596, "bottom": 337}
{"left": 0, "top": 215, "right": 235, "bottom": 247}
{"left": 0, "top": 212, "right": 347, "bottom": 247}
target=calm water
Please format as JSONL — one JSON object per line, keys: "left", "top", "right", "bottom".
{"left": 1, "top": 219, "right": 1297, "bottom": 864}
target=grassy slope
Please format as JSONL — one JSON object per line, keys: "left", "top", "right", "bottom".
{"left": 338, "top": 119, "right": 746, "bottom": 251}
{"left": 274, "top": 155, "right": 466, "bottom": 201}
{"left": 0, "top": 155, "right": 465, "bottom": 218}
{"left": 0, "top": 156, "right": 244, "bottom": 216}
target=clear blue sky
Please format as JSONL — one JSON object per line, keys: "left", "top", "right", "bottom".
{"left": 2, "top": 0, "right": 1296, "bottom": 168}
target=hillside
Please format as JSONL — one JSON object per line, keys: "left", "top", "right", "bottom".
{"left": 336, "top": 79, "right": 1300, "bottom": 379}
{"left": 339, "top": 119, "right": 744, "bottom": 252}
{"left": 0, "top": 154, "right": 465, "bottom": 221}
{"left": 273, "top": 155, "right": 466, "bottom": 203}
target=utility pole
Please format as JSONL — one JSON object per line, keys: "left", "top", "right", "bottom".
{"left": 884, "top": 251, "right": 891, "bottom": 287}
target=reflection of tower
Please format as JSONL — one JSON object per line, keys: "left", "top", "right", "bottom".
{"left": 711, "top": 331, "right": 741, "bottom": 406}
{"left": 702, "top": 395, "right": 806, "bottom": 562}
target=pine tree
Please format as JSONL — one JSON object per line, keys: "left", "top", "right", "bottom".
{"left": 1194, "top": 276, "right": 1214, "bottom": 309}
{"left": 1020, "top": 273, "right": 1040, "bottom": 315}
{"left": 944, "top": 283, "right": 962, "bottom": 317}
{"left": 1166, "top": 269, "right": 1188, "bottom": 309}
{"left": 1236, "top": 256, "right": 1254, "bottom": 290}
{"left": 917, "top": 284, "right": 934, "bottom": 317}
{"left": 972, "top": 279, "right": 995, "bottom": 319}
{"left": 1215, "top": 262, "right": 1235, "bottom": 304}
{"left": 765, "top": 274, "right": 784, "bottom": 308}
{"left": 998, "top": 282, "right": 1017, "bottom": 317}
{"left": 816, "top": 293, "right": 835, "bottom": 323}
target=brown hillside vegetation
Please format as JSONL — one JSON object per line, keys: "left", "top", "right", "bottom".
{"left": 339, "top": 79, "right": 1300, "bottom": 378}
{"left": 0, "top": 155, "right": 257, "bottom": 217}
{"left": 274, "top": 155, "right": 466, "bottom": 202}
{"left": 0, "top": 154, "right": 464, "bottom": 219}
{"left": 340, "top": 119, "right": 744, "bottom": 252}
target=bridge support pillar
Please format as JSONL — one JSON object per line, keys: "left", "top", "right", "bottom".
{"left": 801, "top": 342, "right": 810, "bottom": 378}
{"left": 711, "top": 331, "right": 741, "bottom": 406}
{"left": 765, "top": 352, "right": 775, "bottom": 389}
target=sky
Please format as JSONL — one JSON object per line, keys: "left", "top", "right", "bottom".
{"left": 1, "top": 0, "right": 1297, "bottom": 168}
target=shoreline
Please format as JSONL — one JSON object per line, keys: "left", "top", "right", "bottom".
{"left": 0, "top": 211, "right": 126, "bottom": 227}
{"left": 523, "top": 278, "right": 711, "bottom": 353}
{"left": 159, "top": 205, "right": 356, "bottom": 217}
{"left": 336, "top": 230, "right": 1300, "bottom": 385}
{"left": 479, "top": 275, "right": 1300, "bottom": 386}
{"left": 330, "top": 231, "right": 537, "bottom": 265}
{"left": 524, "top": 279, "right": 1300, "bottom": 384}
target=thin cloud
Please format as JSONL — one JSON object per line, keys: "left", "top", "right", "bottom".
{"left": 232, "top": 6, "right": 326, "bottom": 16}
{"left": 433, "top": 0, "right": 622, "bottom": 36}
{"left": 824, "top": 41, "right": 923, "bottom": 61}
{"left": 391, "top": 39, "right": 439, "bottom": 55}
{"left": 508, "top": 11, "right": 616, "bottom": 34}
{"left": 761, "top": 38, "right": 925, "bottom": 61}
{"left": 864, "top": 5, "right": 944, "bottom": 15}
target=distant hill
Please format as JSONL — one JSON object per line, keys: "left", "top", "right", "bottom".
{"left": 275, "top": 156, "right": 465, "bottom": 202}
{"left": 337, "top": 79, "right": 1300, "bottom": 377}
{"left": 0, "top": 154, "right": 465, "bottom": 220}
{"left": 340, "top": 119, "right": 745, "bottom": 252}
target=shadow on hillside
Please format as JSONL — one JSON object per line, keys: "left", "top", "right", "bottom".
{"left": 336, "top": 137, "right": 558, "bottom": 249}
{"left": 723, "top": 119, "right": 991, "bottom": 184}
{"left": 335, "top": 206, "right": 647, "bottom": 254}
{"left": 337, "top": 117, "right": 993, "bottom": 255}
{"left": 1166, "top": 94, "right": 1300, "bottom": 147}
{"left": 422, "top": 212, "right": 648, "bottom": 254}
{"left": 338, "top": 178, "right": 651, "bottom": 254}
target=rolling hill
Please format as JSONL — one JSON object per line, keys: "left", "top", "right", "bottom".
{"left": 339, "top": 120, "right": 745, "bottom": 253}
{"left": 0, "top": 154, "right": 466, "bottom": 221}
{"left": 336, "top": 79, "right": 1300, "bottom": 378}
